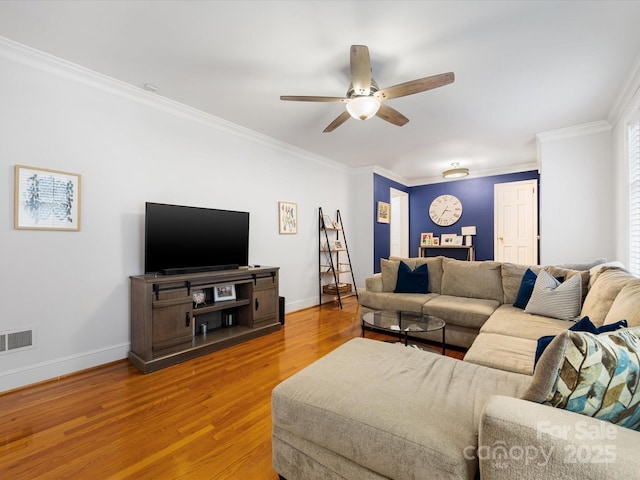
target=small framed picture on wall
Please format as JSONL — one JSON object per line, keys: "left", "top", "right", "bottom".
{"left": 377, "top": 201, "right": 390, "bottom": 224}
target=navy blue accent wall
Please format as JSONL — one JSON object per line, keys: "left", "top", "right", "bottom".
{"left": 408, "top": 171, "right": 539, "bottom": 261}
{"left": 373, "top": 173, "right": 409, "bottom": 273}
{"left": 373, "top": 171, "right": 539, "bottom": 273}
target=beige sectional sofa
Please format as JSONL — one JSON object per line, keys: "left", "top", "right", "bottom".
{"left": 271, "top": 257, "right": 640, "bottom": 479}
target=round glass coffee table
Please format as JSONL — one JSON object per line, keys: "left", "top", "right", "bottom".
{"left": 361, "top": 310, "right": 446, "bottom": 355}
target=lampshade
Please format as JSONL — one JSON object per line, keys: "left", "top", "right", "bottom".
{"left": 346, "top": 96, "right": 381, "bottom": 120}
{"left": 443, "top": 163, "right": 469, "bottom": 179}
{"left": 461, "top": 226, "right": 476, "bottom": 236}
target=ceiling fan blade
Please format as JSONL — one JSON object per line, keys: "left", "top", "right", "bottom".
{"left": 323, "top": 111, "right": 351, "bottom": 133}
{"left": 280, "top": 95, "right": 348, "bottom": 103}
{"left": 375, "top": 72, "right": 455, "bottom": 101}
{"left": 376, "top": 104, "right": 409, "bottom": 127}
{"left": 350, "top": 45, "right": 372, "bottom": 95}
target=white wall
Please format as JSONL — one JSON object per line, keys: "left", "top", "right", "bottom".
{"left": 0, "top": 41, "right": 370, "bottom": 391}
{"left": 537, "top": 122, "right": 614, "bottom": 265}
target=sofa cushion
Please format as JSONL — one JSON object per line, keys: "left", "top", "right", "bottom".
{"left": 422, "top": 295, "right": 500, "bottom": 329}
{"left": 441, "top": 258, "right": 504, "bottom": 303}
{"left": 501, "top": 263, "right": 532, "bottom": 305}
{"left": 394, "top": 261, "right": 429, "bottom": 293}
{"left": 580, "top": 267, "right": 635, "bottom": 326}
{"left": 524, "top": 269, "right": 582, "bottom": 321}
{"left": 358, "top": 290, "right": 435, "bottom": 314}
{"left": 463, "top": 332, "right": 539, "bottom": 375}
{"left": 381, "top": 258, "right": 401, "bottom": 292}
{"left": 480, "top": 305, "right": 572, "bottom": 340}
{"left": 272, "top": 338, "right": 531, "bottom": 480}
{"left": 603, "top": 279, "right": 640, "bottom": 328}
{"left": 521, "top": 327, "right": 640, "bottom": 430}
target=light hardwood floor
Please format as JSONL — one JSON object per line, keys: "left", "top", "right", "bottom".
{"left": 0, "top": 297, "right": 464, "bottom": 479}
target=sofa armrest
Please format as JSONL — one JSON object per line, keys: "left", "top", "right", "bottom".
{"left": 478, "top": 396, "right": 640, "bottom": 480}
{"left": 365, "top": 274, "right": 383, "bottom": 293}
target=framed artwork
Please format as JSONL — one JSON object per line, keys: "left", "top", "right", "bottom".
{"left": 441, "top": 233, "right": 457, "bottom": 245}
{"left": 322, "top": 214, "right": 333, "bottom": 229}
{"left": 432, "top": 237, "right": 440, "bottom": 246}
{"left": 14, "top": 165, "right": 81, "bottom": 231}
{"left": 454, "top": 235, "right": 464, "bottom": 245}
{"left": 279, "top": 201, "right": 298, "bottom": 234}
{"left": 377, "top": 201, "right": 390, "bottom": 224}
{"left": 333, "top": 240, "right": 344, "bottom": 250}
{"left": 214, "top": 284, "right": 236, "bottom": 302}
{"left": 420, "top": 232, "right": 433, "bottom": 246}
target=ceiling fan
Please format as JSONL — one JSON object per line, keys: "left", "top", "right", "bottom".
{"left": 280, "top": 45, "right": 454, "bottom": 133}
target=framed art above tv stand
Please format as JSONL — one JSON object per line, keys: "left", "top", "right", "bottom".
{"left": 129, "top": 266, "right": 279, "bottom": 373}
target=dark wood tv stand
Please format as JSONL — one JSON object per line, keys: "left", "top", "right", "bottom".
{"left": 129, "top": 266, "right": 280, "bottom": 373}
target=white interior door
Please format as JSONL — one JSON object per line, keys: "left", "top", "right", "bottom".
{"left": 494, "top": 180, "right": 538, "bottom": 264}
{"left": 390, "top": 188, "right": 409, "bottom": 258}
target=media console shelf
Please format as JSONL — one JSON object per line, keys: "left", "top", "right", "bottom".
{"left": 129, "top": 266, "right": 280, "bottom": 373}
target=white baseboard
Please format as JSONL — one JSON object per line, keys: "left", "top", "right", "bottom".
{"left": 0, "top": 343, "right": 130, "bottom": 393}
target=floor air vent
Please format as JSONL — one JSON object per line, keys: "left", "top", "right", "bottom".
{"left": 0, "top": 328, "right": 36, "bottom": 355}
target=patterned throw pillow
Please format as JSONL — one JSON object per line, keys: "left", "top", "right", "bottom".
{"left": 522, "top": 327, "right": 640, "bottom": 430}
{"left": 524, "top": 269, "right": 581, "bottom": 320}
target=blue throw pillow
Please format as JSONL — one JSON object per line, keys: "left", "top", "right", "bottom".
{"left": 394, "top": 261, "right": 429, "bottom": 294}
{"left": 513, "top": 268, "right": 537, "bottom": 309}
{"left": 534, "top": 317, "right": 628, "bottom": 367}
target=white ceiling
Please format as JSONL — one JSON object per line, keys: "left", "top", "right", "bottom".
{"left": 1, "top": 0, "right": 640, "bottom": 183}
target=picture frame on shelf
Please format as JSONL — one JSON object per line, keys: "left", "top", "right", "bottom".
{"left": 377, "top": 201, "right": 390, "bottom": 224}
{"left": 214, "top": 284, "right": 236, "bottom": 302}
{"left": 279, "top": 201, "right": 298, "bottom": 234}
{"left": 432, "top": 237, "right": 440, "bottom": 245}
{"left": 322, "top": 214, "right": 333, "bottom": 229}
{"left": 333, "top": 240, "right": 344, "bottom": 250}
{"left": 441, "top": 233, "right": 457, "bottom": 245}
{"left": 454, "top": 235, "right": 464, "bottom": 245}
{"left": 420, "top": 232, "right": 433, "bottom": 246}
{"left": 14, "top": 165, "right": 81, "bottom": 231}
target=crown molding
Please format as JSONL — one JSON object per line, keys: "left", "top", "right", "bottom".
{"left": 536, "top": 120, "right": 612, "bottom": 143}
{"left": 401, "top": 161, "right": 539, "bottom": 187}
{"left": 0, "top": 36, "right": 349, "bottom": 174}
{"left": 608, "top": 51, "right": 640, "bottom": 126}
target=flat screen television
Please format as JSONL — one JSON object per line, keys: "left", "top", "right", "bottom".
{"left": 144, "top": 202, "right": 249, "bottom": 275}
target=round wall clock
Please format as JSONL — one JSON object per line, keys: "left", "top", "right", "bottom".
{"left": 429, "top": 194, "right": 462, "bottom": 226}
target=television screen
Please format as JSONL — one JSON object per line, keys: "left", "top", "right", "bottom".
{"left": 144, "top": 202, "right": 249, "bottom": 274}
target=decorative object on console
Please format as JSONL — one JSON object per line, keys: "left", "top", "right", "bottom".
{"left": 278, "top": 201, "right": 298, "bottom": 234}
{"left": 192, "top": 290, "right": 206, "bottom": 306}
{"left": 441, "top": 233, "right": 457, "bottom": 245}
{"left": 14, "top": 165, "right": 81, "bottom": 231}
{"left": 420, "top": 232, "right": 433, "bottom": 246}
{"left": 377, "top": 201, "right": 390, "bottom": 224}
{"left": 214, "top": 284, "right": 236, "bottom": 302}
{"left": 461, "top": 226, "right": 476, "bottom": 246}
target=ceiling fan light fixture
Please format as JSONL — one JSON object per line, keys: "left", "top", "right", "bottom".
{"left": 346, "top": 95, "right": 380, "bottom": 120}
{"left": 443, "top": 163, "right": 469, "bottom": 179}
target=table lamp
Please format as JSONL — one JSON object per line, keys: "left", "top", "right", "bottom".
{"left": 461, "top": 226, "right": 476, "bottom": 246}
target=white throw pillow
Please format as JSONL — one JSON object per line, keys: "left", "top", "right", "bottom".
{"left": 524, "top": 269, "right": 582, "bottom": 321}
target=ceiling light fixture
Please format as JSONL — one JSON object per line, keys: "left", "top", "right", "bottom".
{"left": 346, "top": 96, "right": 380, "bottom": 120}
{"left": 443, "top": 162, "right": 469, "bottom": 179}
